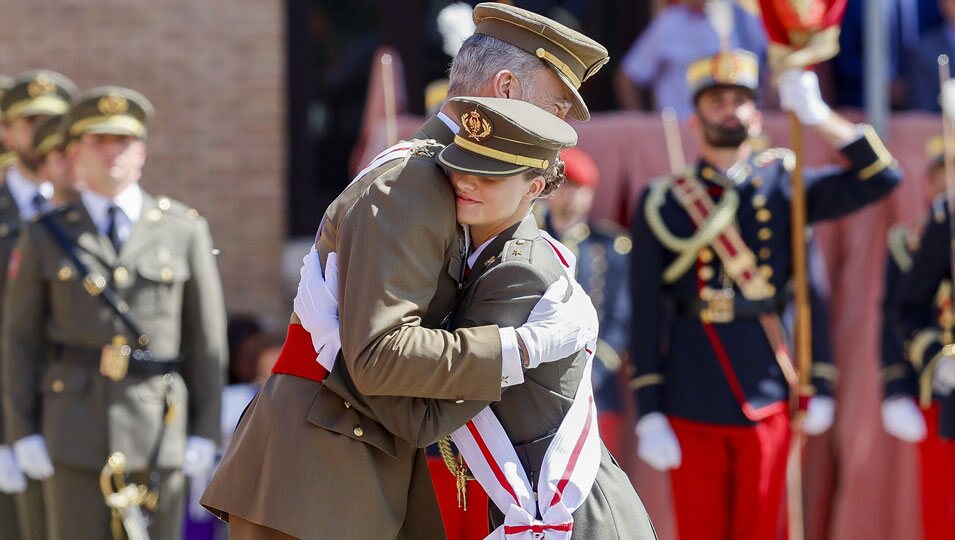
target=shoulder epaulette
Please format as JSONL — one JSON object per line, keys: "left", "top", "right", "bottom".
{"left": 500, "top": 237, "right": 532, "bottom": 264}
{"left": 753, "top": 147, "right": 796, "bottom": 171}
{"left": 156, "top": 196, "right": 203, "bottom": 222}
{"left": 407, "top": 138, "right": 445, "bottom": 160}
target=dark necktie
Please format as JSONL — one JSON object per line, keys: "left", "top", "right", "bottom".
{"left": 106, "top": 205, "right": 123, "bottom": 253}
{"left": 31, "top": 192, "right": 48, "bottom": 215}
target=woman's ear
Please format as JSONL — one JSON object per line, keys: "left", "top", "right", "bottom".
{"left": 527, "top": 176, "right": 546, "bottom": 199}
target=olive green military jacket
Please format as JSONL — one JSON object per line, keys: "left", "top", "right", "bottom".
{"left": 1, "top": 192, "right": 227, "bottom": 472}
{"left": 0, "top": 180, "right": 20, "bottom": 444}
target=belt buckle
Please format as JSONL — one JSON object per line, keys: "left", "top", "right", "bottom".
{"left": 100, "top": 335, "right": 131, "bottom": 382}
{"left": 701, "top": 288, "right": 735, "bottom": 324}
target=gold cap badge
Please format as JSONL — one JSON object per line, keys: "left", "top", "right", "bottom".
{"left": 460, "top": 109, "right": 492, "bottom": 142}
{"left": 98, "top": 93, "right": 129, "bottom": 115}
{"left": 713, "top": 54, "right": 739, "bottom": 84}
{"left": 27, "top": 74, "right": 56, "bottom": 98}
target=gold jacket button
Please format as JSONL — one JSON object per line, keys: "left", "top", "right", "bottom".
{"left": 51, "top": 380, "right": 65, "bottom": 393}
{"left": 353, "top": 426, "right": 364, "bottom": 437}
{"left": 160, "top": 267, "right": 174, "bottom": 282}
{"left": 114, "top": 267, "right": 129, "bottom": 285}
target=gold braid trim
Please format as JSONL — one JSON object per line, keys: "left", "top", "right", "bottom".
{"left": 881, "top": 363, "right": 911, "bottom": 385}
{"left": 908, "top": 328, "right": 940, "bottom": 373}
{"left": 886, "top": 225, "right": 914, "bottom": 273}
{"left": 644, "top": 175, "right": 740, "bottom": 283}
{"left": 437, "top": 437, "right": 474, "bottom": 510}
{"left": 594, "top": 338, "right": 622, "bottom": 372}
{"left": 811, "top": 363, "right": 840, "bottom": 383}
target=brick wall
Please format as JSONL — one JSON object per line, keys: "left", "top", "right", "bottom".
{"left": 0, "top": 0, "right": 288, "bottom": 322}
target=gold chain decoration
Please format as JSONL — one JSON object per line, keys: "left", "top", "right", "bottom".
{"left": 644, "top": 174, "right": 740, "bottom": 282}
{"left": 437, "top": 436, "right": 474, "bottom": 511}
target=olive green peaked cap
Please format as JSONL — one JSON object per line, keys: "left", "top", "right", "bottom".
{"left": 1, "top": 70, "right": 76, "bottom": 121}
{"left": 64, "top": 86, "right": 155, "bottom": 139}
{"left": 439, "top": 96, "right": 577, "bottom": 177}
{"left": 31, "top": 113, "right": 66, "bottom": 158}
{"left": 472, "top": 2, "right": 609, "bottom": 122}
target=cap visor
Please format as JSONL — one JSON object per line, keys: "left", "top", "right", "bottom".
{"left": 438, "top": 144, "right": 532, "bottom": 177}
{"left": 555, "top": 71, "right": 590, "bottom": 122}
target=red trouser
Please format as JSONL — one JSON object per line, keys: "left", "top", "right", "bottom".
{"left": 919, "top": 403, "right": 955, "bottom": 540}
{"left": 668, "top": 412, "right": 791, "bottom": 540}
{"left": 427, "top": 456, "right": 489, "bottom": 540}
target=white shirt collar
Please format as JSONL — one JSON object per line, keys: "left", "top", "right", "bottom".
{"left": 6, "top": 166, "right": 53, "bottom": 219}
{"left": 81, "top": 184, "right": 144, "bottom": 236}
{"left": 437, "top": 111, "right": 458, "bottom": 134}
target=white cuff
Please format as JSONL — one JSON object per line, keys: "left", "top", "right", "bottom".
{"left": 499, "top": 327, "right": 524, "bottom": 388}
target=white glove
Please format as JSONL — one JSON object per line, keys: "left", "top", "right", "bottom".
{"left": 933, "top": 355, "right": 955, "bottom": 392}
{"left": 13, "top": 435, "right": 53, "bottom": 480}
{"left": 635, "top": 412, "right": 682, "bottom": 471}
{"left": 881, "top": 396, "right": 927, "bottom": 443}
{"left": 0, "top": 445, "right": 26, "bottom": 494}
{"left": 293, "top": 248, "right": 341, "bottom": 371}
{"left": 801, "top": 396, "right": 835, "bottom": 436}
{"left": 188, "top": 466, "right": 215, "bottom": 521}
{"left": 515, "top": 275, "right": 599, "bottom": 369}
{"left": 778, "top": 69, "right": 831, "bottom": 125}
{"left": 182, "top": 436, "right": 217, "bottom": 478}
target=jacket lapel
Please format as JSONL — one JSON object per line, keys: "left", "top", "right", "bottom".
{"left": 117, "top": 193, "right": 158, "bottom": 264}
{"left": 71, "top": 203, "right": 118, "bottom": 266}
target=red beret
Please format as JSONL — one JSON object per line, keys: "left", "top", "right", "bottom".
{"left": 559, "top": 147, "right": 599, "bottom": 187}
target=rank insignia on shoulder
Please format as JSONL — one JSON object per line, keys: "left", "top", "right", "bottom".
{"left": 409, "top": 138, "right": 443, "bottom": 158}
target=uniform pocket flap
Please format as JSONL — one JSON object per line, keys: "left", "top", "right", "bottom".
{"left": 306, "top": 385, "right": 397, "bottom": 458}
{"left": 40, "top": 362, "right": 90, "bottom": 395}
{"left": 137, "top": 252, "right": 191, "bottom": 283}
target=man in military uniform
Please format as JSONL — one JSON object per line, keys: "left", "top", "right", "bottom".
{"left": 1, "top": 86, "right": 227, "bottom": 540}
{"left": 887, "top": 135, "right": 955, "bottom": 539}
{"left": 536, "top": 146, "right": 632, "bottom": 456}
{"left": 203, "top": 4, "right": 614, "bottom": 539}
{"left": 0, "top": 71, "right": 28, "bottom": 540}
{"left": 629, "top": 50, "right": 900, "bottom": 540}
{"left": 0, "top": 69, "right": 77, "bottom": 540}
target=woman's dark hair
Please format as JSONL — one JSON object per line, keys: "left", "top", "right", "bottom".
{"left": 523, "top": 155, "right": 566, "bottom": 197}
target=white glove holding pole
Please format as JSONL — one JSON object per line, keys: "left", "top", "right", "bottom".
{"left": 293, "top": 248, "right": 342, "bottom": 371}
{"left": 635, "top": 412, "right": 682, "bottom": 471}
{"left": 13, "top": 434, "right": 53, "bottom": 480}
{"left": 778, "top": 69, "right": 832, "bottom": 125}
{"left": 801, "top": 395, "right": 835, "bottom": 435}
{"left": 880, "top": 396, "right": 927, "bottom": 443}
{"left": 515, "top": 276, "right": 599, "bottom": 369}
{"left": 0, "top": 445, "right": 26, "bottom": 494}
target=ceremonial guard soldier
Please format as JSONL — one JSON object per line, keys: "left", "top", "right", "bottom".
{"left": 887, "top": 135, "right": 955, "bottom": 539}
{"left": 1, "top": 86, "right": 227, "bottom": 540}
{"left": 0, "top": 69, "right": 77, "bottom": 540}
{"left": 629, "top": 50, "right": 900, "bottom": 540}
{"left": 536, "top": 146, "right": 632, "bottom": 456}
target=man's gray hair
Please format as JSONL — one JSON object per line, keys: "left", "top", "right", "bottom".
{"left": 448, "top": 34, "right": 546, "bottom": 98}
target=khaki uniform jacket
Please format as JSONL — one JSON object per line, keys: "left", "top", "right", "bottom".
{"left": 0, "top": 181, "right": 20, "bottom": 443}
{"left": 1, "top": 192, "right": 227, "bottom": 471}
{"left": 454, "top": 214, "right": 657, "bottom": 539}
{"left": 203, "top": 117, "right": 510, "bottom": 540}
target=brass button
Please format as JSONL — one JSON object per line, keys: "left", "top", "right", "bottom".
{"left": 51, "top": 379, "right": 65, "bottom": 393}
{"left": 515, "top": 239, "right": 526, "bottom": 246}
{"left": 756, "top": 208, "right": 772, "bottom": 222}
{"left": 57, "top": 266, "right": 73, "bottom": 281}
{"left": 698, "top": 266, "right": 714, "bottom": 281}
{"left": 160, "top": 267, "right": 174, "bottom": 282}
{"left": 701, "top": 166, "right": 715, "bottom": 179}
{"left": 752, "top": 194, "right": 767, "bottom": 208}
{"left": 614, "top": 236, "right": 632, "bottom": 255}
{"left": 158, "top": 197, "right": 171, "bottom": 211}
{"left": 759, "top": 248, "right": 771, "bottom": 260}
{"left": 146, "top": 209, "right": 163, "bottom": 222}
{"left": 760, "top": 265, "right": 774, "bottom": 279}
{"left": 751, "top": 176, "right": 764, "bottom": 188}
{"left": 698, "top": 248, "right": 714, "bottom": 263}
{"left": 758, "top": 228, "right": 772, "bottom": 241}
{"left": 353, "top": 426, "right": 364, "bottom": 437}
{"left": 113, "top": 267, "right": 129, "bottom": 285}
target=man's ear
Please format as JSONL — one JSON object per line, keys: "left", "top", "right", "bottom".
{"left": 491, "top": 70, "right": 520, "bottom": 99}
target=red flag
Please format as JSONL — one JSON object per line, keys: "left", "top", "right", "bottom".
{"left": 757, "top": 0, "right": 847, "bottom": 69}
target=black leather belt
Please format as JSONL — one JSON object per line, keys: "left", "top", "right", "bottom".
{"left": 675, "top": 295, "right": 786, "bottom": 319}
{"left": 55, "top": 344, "right": 182, "bottom": 377}
{"left": 513, "top": 430, "right": 557, "bottom": 491}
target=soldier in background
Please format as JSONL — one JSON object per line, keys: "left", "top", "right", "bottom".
{"left": 537, "top": 146, "right": 632, "bottom": 455}
{"left": 628, "top": 50, "right": 899, "bottom": 540}
{"left": 1, "top": 86, "right": 227, "bottom": 540}
{"left": 31, "top": 113, "right": 81, "bottom": 207}
{"left": 0, "top": 69, "right": 77, "bottom": 540}
{"left": 884, "top": 134, "right": 955, "bottom": 539}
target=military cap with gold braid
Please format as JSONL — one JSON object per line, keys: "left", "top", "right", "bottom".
{"left": 472, "top": 2, "right": 609, "bottom": 122}
{"left": 0, "top": 75, "right": 14, "bottom": 113}
{"left": 1, "top": 70, "right": 76, "bottom": 122}
{"left": 64, "top": 86, "right": 154, "bottom": 140}
{"left": 439, "top": 96, "right": 577, "bottom": 177}
{"left": 31, "top": 114, "right": 66, "bottom": 158}
{"left": 687, "top": 49, "right": 759, "bottom": 103}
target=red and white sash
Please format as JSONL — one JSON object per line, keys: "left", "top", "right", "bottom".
{"left": 451, "top": 236, "right": 600, "bottom": 540}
